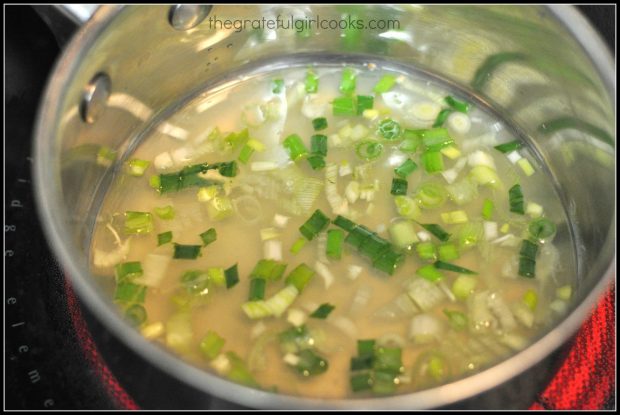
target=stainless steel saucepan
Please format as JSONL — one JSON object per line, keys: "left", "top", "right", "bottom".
{"left": 33, "top": 5, "right": 615, "bottom": 409}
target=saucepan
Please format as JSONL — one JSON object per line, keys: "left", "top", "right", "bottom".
{"left": 33, "top": 4, "right": 614, "bottom": 409}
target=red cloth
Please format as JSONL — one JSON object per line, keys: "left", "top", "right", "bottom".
{"left": 65, "top": 280, "right": 615, "bottom": 410}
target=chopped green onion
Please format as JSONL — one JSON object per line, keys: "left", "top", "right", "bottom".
{"left": 388, "top": 220, "right": 418, "bottom": 250}
{"left": 469, "top": 165, "right": 501, "bottom": 188}
{"left": 399, "top": 129, "right": 424, "bottom": 153}
{"left": 237, "top": 144, "right": 255, "bottom": 164}
{"left": 418, "top": 223, "right": 451, "bottom": 242}
{"left": 358, "top": 339, "right": 376, "bottom": 357}
{"left": 149, "top": 174, "right": 161, "bottom": 190}
{"left": 154, "top": 161, "right": 237, "bottom": 194}
{"left": 373, "top": 74, "right": 396, "bottom": 93}
{"left": 223, "top": 129, "right": 249, "bottom": 152}
{"left": 217, "top": 161, "right": 238, "bottom": 177}
{"left": 394, "top": 195, "right": 422, "bottom": 220}
{"left": 351, "top": 355, "right": 374, "bottom": 371}
{"left": 292, "top": 349, "right": 329, "bottom": 376}
{"left": 305, "top": 69, "right": 318, "bottom": 93}
{"left": 157, "top": 231, "right": 173, "bottom": 246}
{"left": 417, "top": 264, "right": 444, "bottom": 282}
{"left": 115, "top": 261, "right": 143, "bottom": 282}
{"left": 285, "top": 263, "right": 315, "bottom": 292}
{"left": 432, "top": 109, "right": 453, "bottom": 128}
{"left": 199, "top": 228, "right": 217, "bottom": 247}
{"left": 372, "top": 249, "right": 404, "bottom": 275}
{"left": 443, "top": 309, "right": 468, "bottom": 330}
{"left": 173, "top": 244, "right": 201, "bottom": 260}
{"left": 378, "top": 119, "right": 402, "bottom": 140}
{"left": 438, "top": 243, "right": 459, "bottom": 261}
{"left": 528, "top": 218, "right": 557, "bottom": 241}
{"left": 225, "top": 264, "right": 240, "bottom": 288}
{"left": 444, "top": 96, "right": 470, "bottom": 113}
{"left": 421, "top": 128, "right": 453, "bottom": 151}
{"left": 441, "top": 210, "right": 469, "bottom": 225}
{"left": 326, "top": 229, "right": 345, "bottom": 260}
{"left": 457, "top": 222, "right": 484, "bottom": 250}
{"left": 266, "top": 285, "right": 299, "bottom": 317}
{"left": 250, "top": 259, "right": 287, "bottom": 281}
{"left": 350, "top": 373, "right": 373, "bottom": 392}
{"left": 307, "top": 155, "right": 326, "bottom": 170}
{"left": 390, "top": 178, "right": 408, "bottom": 196}
{"left": 517, "top": 158, "right": 535, "bottom": 176}
{"left": 509, "top": 184, "right": 525, "bottom": 214}
{"left": 299, "top": 209, "right": 331, "bottom": 241}
{"left": 180, "top": 270, "right": 210, "bottom": 295}
{"left": 416, "top": 242, "right": 437, "bottom": 262}
{"left": 127, "top": 159, "right": 150, "bottom": 177}
{"left": 358, "top": 232, "right": 390, "bottom": 260}
{"left": 556, "top": 285, "right": 572, "bottom": 301}
{"left": 114, "top": 282, "right": 146, "bottom": 305}
{"left": 356, "top": 140, "right": 383, "bottom": 161}
{"left": 332, "top": 96, "right": 356, "bottom": 116}
{"left": 340, "top": 68, "right": 357, "bottom": 95}
{"left": 434, "top": 260, "right": 477, "bottom": 275}
{"left": 394, "top": 159, "right": 418, "bottom": 178}
{"left": 290, "top": 237, "right": 307, "bottom": 254}
{"left": 333, "top": 215, "right": 357, "bottom": 232}
{"left": 356, "top": 95, "right": 374, "bottom": 115}
{"left": 421, "top": 151, "right": 445, "bottom": 173}
{"left": 482, "top": 199, "right": 495, "bottom": 220}
{"left": 451, "top": 275, "right": 477, "bottom": 300}
{"left": 416, "top": 182, "right": 447, "bottom": 209}
{"left": 125, "top": 304, "right": 147, "bottom": 326}
{"left": 207, "top": 267, "right": 226, "bottom": 287}
{"left": 373, "top": 347, "right": 403, "bottom": 375}
{"left": 249, "top": 277, "right": 266, "bottom": 300}
{"left": 494, "top": 140, "right": 523, "bottom": 153}
{"left": 241, "top": 300, "right": 272, "bottom": 319}
{"left": 283, "top": 134, "right": 309, "bottom": 161}
{"left": 154, "top": 205, "right": 175, "bottom": 220}
{"left": 226, "top": 351, "right": 260, "bottom": 387}
{"left": 279, "top": 324, "right": 314, "bottom": 353}
{"left": 373, "top": 370, "right": 397, "bottom": 394}
{"left": 96, "top": 146, "right": 117, "bottom": 166}
{"left": 272, "top": 78, "right": 284, "bottom": 94}
{"left": 312, "top": 118, "right": 328, "bottom": 132}
{"left": 518, "top": 257, "right": 536, "bottom": 278}
{"left": 310, "top": 303, "right": 335, "bottom": 319}
{"left": 520, "top": 239, "right": 539, "bottom": 259}
{"left": 200, "top": 330, "right": 226, "bottom": 360}
{"left": 124, "top": 211, "right": 154, "bottom": 235}
{"left": 310, "top": 134, "right": 328, "bottom": 156}
{"left": 206, "top": 196, "right": 234, "bottom": 221}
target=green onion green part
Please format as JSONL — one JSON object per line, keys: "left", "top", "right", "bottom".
{"left": 250, "top": 259, "right": 288, "bottom": 281}
{"left": 390, "top": 178, "right": 408, "bottom": 196}
{"left": 225, "top": 264, "right": 240, "bottom": 288}
{"left": 285, "top": 263, "right": 315, "bottom": 292}
{"left": 124, "top": 211, "right": 154, "bottom": 235}
{"left": 509, "top": 184, "right": 525, "bottom": 214}
{"left": 310, "top": 303, "right": 335, "bottom": 319}
{"left": 356, "top": 140, "right": 383, "bottom": 161}
{"left": 249, "top": 277, "right": 266, "bottom": 301}
{"left": 340, "top": 68, "right": 357, "bottom": 95}
{"left": 115, "top": 261, "right": 143, "bottom": 282}
{"left": 482, "top": 199, "right": 495, "bottom": 220}
{"left": 310, "top": 134, "right": 328, "bottom": 156}
{"left": 173, "top": 244, "right": 201, "bottom": 260}
{"left": 199, "top": 228, "right": 217, "bottom": 247}
{"left": 356, "top": 95, "right": 374, "bottom": 115}
{"left": 157, "top": 231, "right": 173, "bottom": 246}
{"left": 394, "top": 159, "right": 418, "bottom": 178}
{"left": 434, "top": 260, "right": 477, "bottom": 275}
{"left": 416, "top": 264, "right": 444, "bottom": 282}
{"left": 200, "top": 330, "right": 226, "bottom": 360}
{"left": 305, "top": 69, "right": 318, "bottom": 93}
{"left": 419, "top": 223, "right": 451, "bottom": 242}
{"left": 444, "top": 96, "right": 470, "bottom": 113}
{"left": 421, "top": 151, "right": 445, "bottom": 173}
{"left": 443, "top": 309, "right": 468, "bottom": 330}
{"left": 494, "top": 140, "right": 523, "bottom": 154}
{"left": 312, "top": 118, "right": 328, "bottom": 132}
{"left": 299, "top": 209, "right": 331, "bottom": 240}
{"left": 378, "top": 119, "right": 402, "bottom": 140}
{"left": 283, "top": 134, "right": 309, "bottom": 161}
{"left": 332, "top": 96, "right": 356, "bottom": 116}
{"left": 127, "top": 159, "right": 150, "bottom": 177}
{"left": 433, "top": 109, "right": 453, "bottom": 128}
{"left": 373, "top": 74, "right": 397, "bottom": 93}
{"left": 272, "top": 78, "right": 285, "bottom": 94}
{"left": 528, "top": 217, "right": 557, "bottom": 241}
{"left": 326, "top": 229, "right": 345, "bottom": 260}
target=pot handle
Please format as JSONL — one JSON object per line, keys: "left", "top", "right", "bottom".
{"left": 32, "top": 4, "right": 99, "bottom": 47}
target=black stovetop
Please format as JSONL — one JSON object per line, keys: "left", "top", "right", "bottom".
{"left": 4, "top": 5, "right": 615, "bottom": 410}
